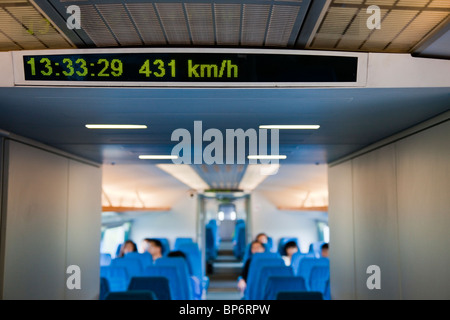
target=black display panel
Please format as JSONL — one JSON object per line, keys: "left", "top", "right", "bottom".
{"left": 23, "top": 53, "right": 358, "bottom": 83}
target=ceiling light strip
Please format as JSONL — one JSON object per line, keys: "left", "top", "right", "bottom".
{"left": 259, "top": 125, "right": 320, "bottom": 129}
{"left": 85, "top": 124, "right": 147, "bottom": 129}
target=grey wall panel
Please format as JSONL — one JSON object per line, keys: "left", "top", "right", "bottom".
{"left": 65, "top": 159, "right": 102, "bottom": 300}
{"left": 396, "top": 121, "right": 450, "bottom": 299}
{"left": 328, "top": 161, "right": 356, "bottom": 299}
{"left": 2, "top": 141, "right": 69, "bottom": 299}
{"left": 352, "top": 144, "right": 401, "bottom": 300}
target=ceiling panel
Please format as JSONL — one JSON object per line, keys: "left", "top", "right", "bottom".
{"left": 185, "top": 3, "right": 215, "bottom": 45}
{"left": 0, "top": 1, "right": 73, "bottom": 51}
{"left": 214, "top": 3, "right": 241, "bottom": 45}
{"left": 307, "top": 0, "right": 450, "bottom": 54}
{"left": 125, "top": 3, "right": 166, "bottom": 45}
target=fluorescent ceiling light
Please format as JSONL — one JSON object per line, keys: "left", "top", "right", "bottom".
{"left": 259, "top": 125, "right": 320, "bottom": 130}
{"left": 139, "top": 155, "right": 179, "bottom": 160}
{"left": 156, "top": 164, "right": 209, "bottom": 191}
{"left": 239, "top": 164, "right": 281, "bottom": 191}
{"left": 85, "top": 124, "right": 147, "bottom": 129}
{"left": 248, "top": 155, "right": 287, "bottom": 160}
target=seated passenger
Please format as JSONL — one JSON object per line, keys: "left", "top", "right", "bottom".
{"left": 321, "top": 243, "right": 329, "bottom": 258}
{"left": 118, "top": 240, "right": 137, "bottom": 258}
{"left": 144, "top": 238, "right": 163, "bottom": 262}
{"left": 237, "top": 240, "right": 265, "bottom": 293}
{"left": 255, "top": 233, "right": 268, "bottom": 246}
{"left": 282, "top": 241, "right": 299, "bottom": 266}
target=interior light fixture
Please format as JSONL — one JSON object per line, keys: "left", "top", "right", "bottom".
{"left": 238, "top": 164, "right": 281, "bottom": 191}
{"left": 156, "top": 164, "right": 209, "bottom": 191}
{"left": 247, "top": 155, "right": 287, "bottom": 160}
{"left": 259, "top": 125, "right": 320, "bottom": 130}
{"left": 139, "top": 155, "right": 179, "bottom": 160}
{"left": 85, "top": 124, "right": 148, "bottom": 129}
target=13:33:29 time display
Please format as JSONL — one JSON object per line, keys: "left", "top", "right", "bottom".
{"left": 26, "top": 57, "right": 124, "bottom": 78}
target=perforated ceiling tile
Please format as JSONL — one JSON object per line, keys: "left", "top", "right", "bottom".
{"left": 388, "top": 10, "right": 448, "bottom": 51}
{"left": 241, "top": 4, "right": 271, "bottom": 46}
{"left": 0, "top": 30, "right": 21, "bottom": 50}
{"left": 214, "top": 3, "right": 241, "bottom": 45}
{"left": 361, "top": 9, "right": 419, "bottom": 51}
{"left": 96, "top": 4, "right": 142, "bottom": 46}
{"left": 265, "top": 4, "right": 300, "bottom": 47}
{"left": 78, "top": 4, "right": 118, "bottom": 47}
{"left": 185, "top": 3, "right": 214, "bottom": 45}
{"left": 0, "top": 7, "right": 46, "bottom": 49}
{"left": 0, "top": 1, "right": 73, "bottom": 51}
{"left": 308, "top": 0, "right": 450, "bottom": 53}
{"left": 310, "top": 6, "right": 359, "bottom": 48}
{"left": 125, "top": 3, "right": 166, "bottom": 45}
{"left": 155, "top": 2, "right": 190, "bottom": 45}
{"left": 396, "top": 0, "right": 430, "bottom": 7}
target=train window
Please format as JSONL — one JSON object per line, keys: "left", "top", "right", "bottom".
{"left": 100, "top": 222, "right": 131, "bottom": 258}
{"left": 317, "top": 221, "right": 330, "bottom": 243}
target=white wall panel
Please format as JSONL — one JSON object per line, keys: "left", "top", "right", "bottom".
{"left": 65, "top": 160, "right": 102, "bottom": 300}
{"left": 328, "top": 161, "right": 356, "bottom": 300}
{"left": 329, "top": 119, "right": 449, "bottom": 300}
{"left": 352, "top": 144, "right": 401, "bottom": 299}
{"left": 2, "top": 141, "right": 69, "bottom": 299}
{"left": 0, "top": 52, "right": 13, "bottom": 87}
{"left": 0, "top": 140, "right": 102, "bottom": 299}
{"left": 396, "top": 121, "right": 450, "bottom": 299}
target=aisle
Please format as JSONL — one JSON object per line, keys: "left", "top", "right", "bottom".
{"left": 206, "top": 241, "right": 243, "bottom": 300}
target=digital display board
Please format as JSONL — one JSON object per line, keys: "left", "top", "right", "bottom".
{"left": 22, "top": 52, "right": 358, "bottom": 83}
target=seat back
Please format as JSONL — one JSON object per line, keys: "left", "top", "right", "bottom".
{"left": 100, "top": 253, "right": 112, "bottom": 266}
{"left": 100, "top": 265, "right": 129, "bottom": 292}
{"left": 144, "top": 265, "right": 185, "bottom": 300}
{"left": 253, "top": 265, "right": 294, "bottom": 300}
{"left": 276, "top": 291, "right": 323, "bottom": 300}
{"left": 105, "top": 290, "right": 157, "bottom": 300}
{"left": 155, "top": 257, "right": 194, "bottom": 300}
{"left": 297, "top": 257, "right": 329, "bottom": 290}
{"left": 233, "top": 224, "right": 246, "bottom": 260}
{"left": 290, "top": 252, "right": 314, "bottom": 276}
{"left": 308, "top": 241, "right": 326, "bottom": 258}
{"left": 111, "top": 257, "right": 143, "bottom": 279}
{"left": 174, "top": 237, "right": 193, "bottom": 250}
{"left": 309, "top": 265, "right": 330, "bottom": 294}
{"left": 324, "top": 279, "right": 331, "bottom": 300}
{"left": 263, "top": 276, "right": 307, "bottom": 300}
{"left": 124, "top": 251, "right": 153, "bottom": 269}
{"left": 205, "top": 226, "right": 218, "bottom": 261}
{"left": 178, "top": 243, "right": 203, "bottom": 279}
{"left": 128, "top": 276, "right": 171, "bottom": 300}
{"left": 99, "top": 277, "right": 110, "bottom": 300}
{"left": 245, "top": 255, "right": 284, "bottom": 300}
